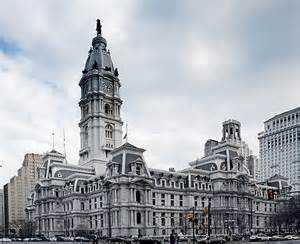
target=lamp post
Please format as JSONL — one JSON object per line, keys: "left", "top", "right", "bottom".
{"left": 192, "top": 207, "right": 195, "bottom": 244}
{"left": 65, "top": 211, "right": 68, "bottom": 236}
{"left": 105, "top": 181, "right": 113, "bottom": 238}
{"left": 208, "top": 202, "right": 211, "bottom": 239}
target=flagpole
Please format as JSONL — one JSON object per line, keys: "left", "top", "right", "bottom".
{"left": 63, "top": 128, "right": 67, "bottom": 164}
{"left": 52, "top": 132, "right": 55, "bottom": 150}
{"left": 126, "top": 123, "right": 128, "bottom": 143}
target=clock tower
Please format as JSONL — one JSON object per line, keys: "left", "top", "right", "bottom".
{"left": 78, "top": 20, "right": 123, "bottom": 175}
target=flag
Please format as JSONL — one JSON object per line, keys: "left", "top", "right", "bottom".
{"left": 123, "top": 123, "right": 128, "bottom": 140}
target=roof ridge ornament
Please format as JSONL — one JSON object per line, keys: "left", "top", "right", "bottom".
{"left": 96, "top": 19, "right": 102, "bottom": 36}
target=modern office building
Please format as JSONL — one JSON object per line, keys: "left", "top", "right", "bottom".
{"left": 3, "top": 184, "right": 9, "bottom": 237}
{"left": 258, "top": 107, "right": 300, "bottom": 193}
{"left": 6, "top": 153, "right": 42, "bottom": 234}
{"left": 0, "top": 189, "right": 4, "bottom": 236}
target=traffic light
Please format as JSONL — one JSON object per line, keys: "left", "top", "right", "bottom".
{"left": 187, "top": 212, "right": 194, "bottom": 222}
{"left": 202, "top": 207, "right": 208, "bottom": 215}
{"left": 267, "top": 189, "right": 274, "bottom": 200}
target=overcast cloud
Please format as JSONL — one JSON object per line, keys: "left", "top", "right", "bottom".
{"left": 0, "top": 0, "right": 300, "bottom": 186}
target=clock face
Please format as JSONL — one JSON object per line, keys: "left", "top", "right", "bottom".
{"left": 103, "top": 80, "right": 113, "bottom": 95}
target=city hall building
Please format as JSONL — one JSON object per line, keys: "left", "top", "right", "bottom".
{"left": 26, "top": 21, "right": 291, "bottom": 238}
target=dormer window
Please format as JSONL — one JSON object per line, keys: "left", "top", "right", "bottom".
{"left": 136, "top": 166, "right": 141, "bottom": 175}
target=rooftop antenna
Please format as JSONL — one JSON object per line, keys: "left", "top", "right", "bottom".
{"left": 63, "top": 128, "right": 67, "bottom": 164}
{"left": 52, "top": 132, "right": 55, "bottom": 150}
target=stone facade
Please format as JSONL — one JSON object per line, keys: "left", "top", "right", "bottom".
{"left": 26, "top": 21, "right": 291, "bottom": 238}
{"left": 78, "top": 23, "right": 123, "bottom": 175}
{"left": 27, "top": 130, "right": 289, "bottom": 238}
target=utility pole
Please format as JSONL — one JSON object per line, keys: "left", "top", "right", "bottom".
{"left": 192, "top": 207, "right": 195, "bottom": 244}
{"left": 208, "top": 202, "right": 211, "bottom": 239}
{"left": 250, "top": 198, "right": 253, "bottom": 234}
{"left": 38, "top": 217, "right": 41, "bottom": 236}
{"left": 65, "top": 212, "right": 68, "bottom": 236}
{"left": 108, "top": 189, "right": 112, "bottom": 238}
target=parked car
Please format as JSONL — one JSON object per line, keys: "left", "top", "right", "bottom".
{"left": 285, "top": 235, "right": 300, "bottom": 240}
{"left": 74, "top": 236, "right": 90, "bottom": 242}
{"left": 270, "top": 235, "right": 284, "bottom": 241}
{"left": 49, "top": 236, "right": 57, "bottom": 242}
{"left": 23, "top": 237, "right": 43, "bottom": 242}
{"left": 249, "top": 235, "right": 259, "bottom": 242}
{"left": 257, "top": 233, "right": 270, "bottom": 241}
{"left": 0, "top": 238, "right": 11, "bottom": 242}
{"left": 56, "top": 236, "right": 67, "bottom": 241}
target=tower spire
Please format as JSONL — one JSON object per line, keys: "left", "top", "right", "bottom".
{"left": 78, "top": 20, "right": 123, "bottom": 174}
{"left": 96, "top": 19, "right": 102, "bottom": 36}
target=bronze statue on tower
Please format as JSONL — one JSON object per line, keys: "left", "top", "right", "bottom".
{"left": 96, "top": 19, "right": 102, "bottom": 35}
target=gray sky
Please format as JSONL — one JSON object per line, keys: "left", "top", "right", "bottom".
{"left": 0, "top": 0, "right": 300, "bottom": 187}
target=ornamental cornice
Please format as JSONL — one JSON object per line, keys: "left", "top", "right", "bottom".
{"left": 78, "top": 114, "right": 123, "bottom": 126}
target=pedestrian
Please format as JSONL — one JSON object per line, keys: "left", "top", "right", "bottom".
{"left": 170, "top": 229, "right": 176, "bottom": 244}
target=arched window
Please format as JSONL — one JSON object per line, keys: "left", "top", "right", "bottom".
{"left": 105, "top": 124, "right": 113, "bottom": 139}
{"left": 104, "top": 104, "right": 112, "bottom": 115}
{"left": 136, "top": 190, "right": 141, "bottom": 203}
{"left": 137, "top": 212, "right": 141, "bottom": 224}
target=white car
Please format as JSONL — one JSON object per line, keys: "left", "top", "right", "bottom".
{"left": 0, "top": 238, "right": 12, "bottom": 242}
{"left": 285, "top": 235, "right": 299, "bottom": 240}
{"left": 249, "top": 235, "right": 259, "bottom": 241}
{"left": 257, "top": 234, "right": 270, "bottom": 241}
{"left": 49, "top": 236, "right": 57, "bottom": 242}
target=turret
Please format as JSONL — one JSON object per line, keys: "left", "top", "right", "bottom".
{"left": 221, "top": 119, "right": 241, "bottom": 142}
{"left": 78, "top": 20, "right": 123, "bottom": 175}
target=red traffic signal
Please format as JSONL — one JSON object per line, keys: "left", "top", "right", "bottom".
{"left": 202, "top": 207, "right": 209, "bottom": 215}
{"left": 267, "top": 189, "right": 274, "bottom": 200}
{"left": 187, "top": 212, "right": 194, "bottom": 221}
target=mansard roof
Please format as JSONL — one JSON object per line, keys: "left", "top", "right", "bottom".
{"left": 111, "top": 142, "right": 146, "bottom": 154}
{"left": 82, "top": 22, "right": 116, "bottom": 76}
{"left": 268, "top": 174, "right": 288, "bottom": 181}
{"left": 49, "top": 149, "right": 63, "bottom": 155}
